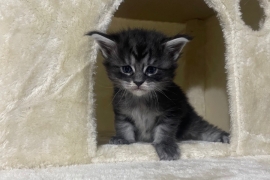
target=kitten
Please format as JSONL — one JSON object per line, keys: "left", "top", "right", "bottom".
{"left": 87, "top": 29, "right": 229, "bottom": 161}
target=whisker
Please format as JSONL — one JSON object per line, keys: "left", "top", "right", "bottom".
{"left": 111, "top": 89, "right": 122, "bottom": 104}
{"left": 117, "top": 89, "right": 127, "bottom": 105}
{"left": 155, "top": 87, "right": 173, "bottom": 101}
{"left": 153, "top": 91, "right": 159, "bottom": 109}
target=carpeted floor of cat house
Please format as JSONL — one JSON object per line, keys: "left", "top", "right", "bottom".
{"left": 1, "top": 157, "right": 270, "bottom": 180}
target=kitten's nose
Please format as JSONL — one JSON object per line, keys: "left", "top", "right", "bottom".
{"left": 134, "top": 81, "right": 143, "bottom": 87}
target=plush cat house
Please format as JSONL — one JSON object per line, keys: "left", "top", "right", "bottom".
{"left": 0, "top": 0, "right": 270, "bottom": 172}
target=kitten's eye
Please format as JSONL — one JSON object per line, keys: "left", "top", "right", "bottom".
{"left": 145, "top": 66, "right": 157, "bottom": 75}
{"left": 121, "top": 66, "right": 133, "bottom": 75}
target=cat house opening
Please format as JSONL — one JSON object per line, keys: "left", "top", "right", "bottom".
{"left": 94, "top": 0, "right": 230, "bottom": 145}
{"left": 240, "top": 0, "right": 265, "bottom": 31}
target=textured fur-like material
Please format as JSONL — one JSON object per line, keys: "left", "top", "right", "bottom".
{"left": 2, "top": 156, "right": 270, "bottom": 180}
{"left": 0, "top": 0, "right": 122, "bottom": 169}
{"left": 0, "top": 0, "right": 270, "bottom": 169}
{"left": 204, "top": 0, "right": 270, "bottom": 156}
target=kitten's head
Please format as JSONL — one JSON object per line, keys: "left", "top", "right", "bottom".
{"left": 87, "top": 29, "right": 191, "bottom": 96}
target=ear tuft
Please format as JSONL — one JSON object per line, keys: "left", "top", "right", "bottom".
{"left": 164, "top": 35, "right": 192, "bottom": 61}
{"left": 86, "top": 31, "right": 117, "bottom": 58}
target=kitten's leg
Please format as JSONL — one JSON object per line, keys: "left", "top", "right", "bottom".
{"left": 109, "top": 115, "right": 136, "bottom": 145}
{"left": 196, "top": 120, "right": 230, "bottom": 143}
{"left": 179, "top": 113, "right": 230, "bottom": 143}
{"left": 152, "top": 123, "right": 180, "bottom": 161}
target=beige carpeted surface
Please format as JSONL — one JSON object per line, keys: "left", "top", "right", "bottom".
{"left": 92, "top": 142, "right": 230, "bottom": 163}
{"left": 1, "top": 157, "right": 270, "bottom": 180}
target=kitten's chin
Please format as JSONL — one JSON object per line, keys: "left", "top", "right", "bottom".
{"left": 130, "top": 89, "right": 149, "bottom": 97}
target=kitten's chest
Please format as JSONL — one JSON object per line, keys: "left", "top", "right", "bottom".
{"left": 121, "top": 100, "right": 160, "bottom": 141}
{"left": 130, "top": 105, "right": 157, "bottom": 127}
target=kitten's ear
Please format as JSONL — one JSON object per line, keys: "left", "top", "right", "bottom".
{"left": 86, "top": 31, "right": 117, "bottom": 58}
{"left": 164, "top": 35, "right": 192, "bottom": 61}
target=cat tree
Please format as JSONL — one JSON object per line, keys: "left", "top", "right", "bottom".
{"left": 0, "top": 0, "right": 270, "bottom": 175}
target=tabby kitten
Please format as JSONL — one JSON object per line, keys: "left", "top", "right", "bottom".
{"left": 87, "top": 29, "right": 229, "bottom": 161}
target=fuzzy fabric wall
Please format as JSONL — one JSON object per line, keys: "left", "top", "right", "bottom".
{"left": 205, "top": 0, "right": 270, "bottom": 156}
{"left": 0, "top": 0, "right": 122, "bottom": 169}
{"left": 0, "top": 0, "right": 270, "bottom": 170}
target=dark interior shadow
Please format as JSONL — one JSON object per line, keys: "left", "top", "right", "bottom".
{"left": 240, "top": 0, "right": 265, "bottom": 31}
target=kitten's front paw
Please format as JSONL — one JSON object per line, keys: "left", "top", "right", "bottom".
{"left": 153, "top": 142, "right": 180, "bottom": 161}
{"left": 109, "top": 136, "right": 131, "bottom": 145}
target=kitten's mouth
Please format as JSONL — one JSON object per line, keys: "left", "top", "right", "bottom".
{"left": 131, "top": 87, "right": 147, "bottom": 91}
{"left": 130, "top": 88, "right": 148, "bottom": 96}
